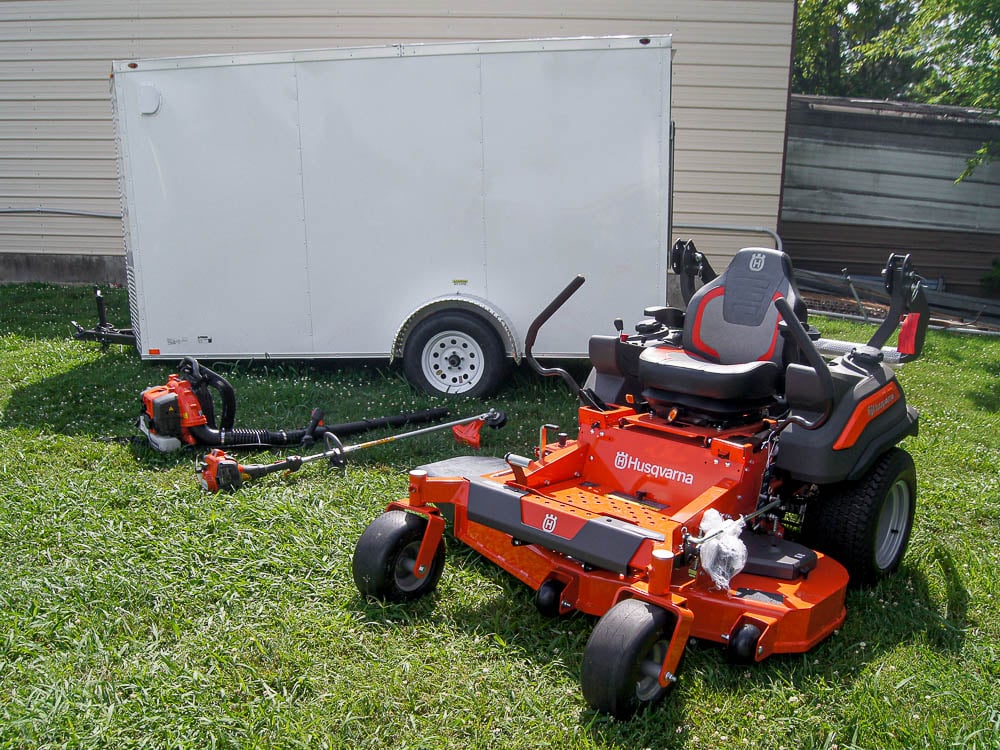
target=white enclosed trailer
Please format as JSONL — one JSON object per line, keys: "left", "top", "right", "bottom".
{"left": 112, "top": 35, "right": 672, "bottom": 395}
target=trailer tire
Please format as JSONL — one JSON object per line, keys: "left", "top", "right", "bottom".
{"left": 801, "top": 448, "right": 916, "bottom": 587}
{"left": 403, "top": 311, "right": 508, "bottom": 397}
{"left": 352, "top": 511, "right": 445, "bottom": 602}
{"left": 581, "top": 599, "right": 675, "bottom": 719}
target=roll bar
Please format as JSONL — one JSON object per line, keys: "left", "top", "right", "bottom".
{"left": 775, "top": 297, "right": 834, "bottom": 431}
{"left": 522, "top": 275, "right": 602, "bottom": 409}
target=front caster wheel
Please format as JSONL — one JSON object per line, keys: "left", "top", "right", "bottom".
{"left": 581, "top": 599, "right": 675, "bottom": 719}
{"left": 352, "top": 510, "right": 445, "bottom": 602}
{"left": 535, "top": 579, "right": 567, "bottom": 617}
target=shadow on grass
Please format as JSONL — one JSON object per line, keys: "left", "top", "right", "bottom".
{"left": 965, "top": 358, "right": 1000, "bottom": 412}
{"left": 0, "top": 352, "right": 419, "bottom": 440}
{"left": 0, "top": 283, "right": 130, "bottom": 341}
{"left": 0, "top": 350, "right": 167, "bottom": 437}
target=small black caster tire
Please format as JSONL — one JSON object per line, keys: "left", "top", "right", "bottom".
{"left": 352, "top": 510, "right": 445, "bottom": 602}
{"left": 535, "top": 579, "right": 567, "bottom": 617}
{"left": 726, "top": 623, "right": 762, "bottom": 665}
{"left": 581, "top": 599, "right": 675, "bottom": 719}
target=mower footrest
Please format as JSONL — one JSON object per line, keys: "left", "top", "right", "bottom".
{"left": 742, "top": 533, "right": 817, "bottom": 580}
{"left": 466, "top": 478, "right": 664, "bottom": 575}
{"left": 417, "top": 455, "right": 510, "bottom": 478}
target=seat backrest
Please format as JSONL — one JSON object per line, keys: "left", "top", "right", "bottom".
{"left": 683, "top": 247, "right": 805, "bottom": 366}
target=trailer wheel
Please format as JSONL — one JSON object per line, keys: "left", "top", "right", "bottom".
{"left": 801, "top": 448, "right": 916, "bottom": 587}
{"left": 403, "top": 311, "right": 507, "bottom": 397}
{"left": 581, "top": 599, "right": 675, "bottom": 719}
{"left": 352, "top": 511, "right": 445, "bottom": 602}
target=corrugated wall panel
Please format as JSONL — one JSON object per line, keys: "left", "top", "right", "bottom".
{"left": 0, "top": 120, "right": 112, "bottom": 138}
{"left": 0, "top": 140, "right": 112, "bottom": 158}
{"left": 780, "top": 220, "right": 998, "bottom": 298}
{"left": 780, "top": 95, "right": 1000, "bottom": 297}
{"left": 0, "top": 0, "right": 794, "bottom": 280}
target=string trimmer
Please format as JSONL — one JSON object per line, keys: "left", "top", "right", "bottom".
{"left": 198, "top": 408, "right": 507, "bottom": 492}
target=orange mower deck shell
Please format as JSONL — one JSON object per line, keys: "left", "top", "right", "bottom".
{"left": 389, "top": 404, "right": 849, "bottom": 681}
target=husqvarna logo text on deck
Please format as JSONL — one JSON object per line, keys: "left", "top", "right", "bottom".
{"left": 749, "top": 253, "right": 767, "bottom": 272}
{"left": 542, "top": 514, "right": 558, "bottom": 533}
{"left": 614, "top": 451, "right": 695, "bottom": 485}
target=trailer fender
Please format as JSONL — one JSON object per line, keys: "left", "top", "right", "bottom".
{"left": 391, "top": 296, "right": 521, "bottom": 363}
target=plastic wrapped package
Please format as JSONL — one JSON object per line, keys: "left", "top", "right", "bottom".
{"left": 698, "top": 508, "right": 747, "bottom": 589}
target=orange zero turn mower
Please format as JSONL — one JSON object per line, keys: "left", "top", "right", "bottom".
{"left": 351, "top": 245, "right": 928, "bottom": 719}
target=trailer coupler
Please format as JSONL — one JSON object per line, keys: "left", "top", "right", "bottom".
{"left": 71, "top": 286, "right": 136, "bottom": 348}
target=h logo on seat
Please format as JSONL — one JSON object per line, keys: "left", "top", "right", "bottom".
{"left": 749, "top": 252, "right": 767, "bottom": 272}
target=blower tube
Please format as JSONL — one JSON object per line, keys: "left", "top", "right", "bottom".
{"left": 186, "top": 407, "right": 451, "bottom": 449}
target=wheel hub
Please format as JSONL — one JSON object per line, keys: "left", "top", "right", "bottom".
{"left": 421, "top": 329, "right": 485, "bottom": 393}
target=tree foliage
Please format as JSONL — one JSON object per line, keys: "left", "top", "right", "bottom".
{"left": 793, "top": 0, "right": 999, "bottom": 176}
{"left": 793, "top": 0, "right": 920, "bottom": 100}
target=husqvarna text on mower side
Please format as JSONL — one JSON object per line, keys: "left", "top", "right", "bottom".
{"left": 351, "top": 246, "right": 929, "bottom": 718}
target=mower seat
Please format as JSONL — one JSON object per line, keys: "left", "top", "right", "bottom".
{"left": 640, "top": 247, "right": 806, "bottom": 417}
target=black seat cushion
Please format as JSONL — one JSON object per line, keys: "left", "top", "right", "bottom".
{"left": 639, "top": 345, "right": 780, "bottom": 401}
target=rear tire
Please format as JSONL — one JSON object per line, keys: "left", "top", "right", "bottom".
{"left": 402, "top": 311, "right": 508, "bottom": 397}
{"left": 581, "top": 599, "right": 675, "bottom": 719}
{"left": 352, "top": 511, "right": 445, "bottom": 602}
{"left": 801, "top": 448, "right": 916, "bottom": 586}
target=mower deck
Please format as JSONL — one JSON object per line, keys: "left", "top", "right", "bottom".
{"left": 389, "top": 404, "right": 848, "bottom": 665}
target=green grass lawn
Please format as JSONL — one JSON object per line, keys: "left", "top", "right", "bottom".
{"left": 1, "top": 284, "right": 998, "bottom": 749}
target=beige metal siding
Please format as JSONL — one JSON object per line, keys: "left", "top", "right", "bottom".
{"left": 0, "top": 0, "right": 794, "bottom": 279}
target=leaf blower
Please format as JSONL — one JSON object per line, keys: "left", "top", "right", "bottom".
{"left": 138, "top": 357, "right": 450, "bottom": 453}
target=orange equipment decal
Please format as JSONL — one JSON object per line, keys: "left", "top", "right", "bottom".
{"left": 833, "top": 381, "right": 902, "bottom": 450}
